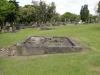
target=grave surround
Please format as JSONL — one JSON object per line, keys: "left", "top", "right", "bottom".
{"left": 0, "top": 36, "right": 83, "bottom": 56}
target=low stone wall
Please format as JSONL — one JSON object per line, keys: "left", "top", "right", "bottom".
{"left": 0, "top": 48, "right": 9, "bottom": 57}
{"left": 0, "top": 36, "right": 83, "bottom": 56}
{"left": 8, "top": 46, "right": 82, "bottom": 56}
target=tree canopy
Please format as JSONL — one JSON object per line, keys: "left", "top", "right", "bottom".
{"left": 0, "top": 0, "right": 19, "bottom": 32}
{"left": 61, "top": 12, "right": 79, "bottom": 22}
{"left": 80, "top": 4, "right": 89, "bottom": 22}
{"left": 97, "top": 1, "right": 100, "bottom": 14}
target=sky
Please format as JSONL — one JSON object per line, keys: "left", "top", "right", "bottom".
{"left": 16, "top": 0, "right": 99, "bottom": 15}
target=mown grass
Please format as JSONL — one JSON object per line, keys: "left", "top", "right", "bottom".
{"left": 0, "top": 23, "right": 100, "bottom": 75}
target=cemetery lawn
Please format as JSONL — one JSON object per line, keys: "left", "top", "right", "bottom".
{"left": 1, "top": 23, "right": 100, "bottom": 75}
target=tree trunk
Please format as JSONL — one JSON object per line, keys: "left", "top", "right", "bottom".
{"left": 0, "top": 22, "right": 5, "bottom": 33}
{"left": 11, "top": 22, "right": 16, "bottom": 32}
{"left": 0, "top": 26, "right": 1, "bottom": 33}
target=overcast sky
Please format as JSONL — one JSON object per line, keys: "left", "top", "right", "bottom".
{"left": 16, "top": 0, "right": 99, "bottom": 15}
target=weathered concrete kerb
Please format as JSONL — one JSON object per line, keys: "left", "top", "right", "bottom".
{"left": 0, "top": 36, "right": 83, "bottom": 56}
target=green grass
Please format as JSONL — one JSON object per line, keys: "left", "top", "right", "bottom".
{"left": 0, "top": 23, "right": 100, "bottom": 75}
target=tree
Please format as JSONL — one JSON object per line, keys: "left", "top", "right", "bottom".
{"left": 5, "top": 0, "right": 19, "bottom": 32}
{"left": 0, "top": 0, "right": 11, "bottom": 32}
{"left": 51, "top": 13, "right": 60, "bottom": 22}
{"left": 88, "top": 14, "right": 98, "bottom": 23}
{"left": 80, "top": 5, "right": 89, "bottom": 23}
{"left": 18, "top": 5, "right": 35, "bottom": 24}
{"left": 97, "top": 1, "right": 100, "bottom": 14}
{"left": 61, "top": 12, "right": 79, "bottom": 23}
{"left": 47, "top": 2, "right": 56, "bottom": 22}
{"left": 97, "top": 1, "right": 100, "bottom": 22}
{"left": 32, "top": 1, "right": 56, "bottom": 24}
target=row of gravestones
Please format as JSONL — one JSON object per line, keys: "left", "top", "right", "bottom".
{"left": 0, "top": 22, "right": 68, "bottom": 33}
{"left": 0, "top": 26, "right": 14, "bottom": 33}
{"left": 32, "top": 22, "right": 67, "bottom": 27}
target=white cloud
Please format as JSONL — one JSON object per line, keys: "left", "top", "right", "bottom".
{"left": 17, "top": 0, "right": 100, "bottom": 15}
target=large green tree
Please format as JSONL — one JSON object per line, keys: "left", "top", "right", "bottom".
{"left": 97, "top": 1, "right": 100, "bottom": 22}
{"left": 80, "top": 4, "right": 89, "bottom": 23}
{"left": 32, "top": 1, "right": 56, "bottom": 24}
{"left": 0, "top": 0, "right": 11, "bottom": 32}
{"left": 5, "top": 0, "right": 19, "bottom": 31}
{"left": 18, "top": 5, "right": 35, "bottom": 23}
{"left": 97, "top": 1, "right": 100, "bottom": 14}
{"left": 47, "top": 2, "right": 56, "bottom": 22}
{"left": 61, "top": 12, "right": 79, "bottom": 22}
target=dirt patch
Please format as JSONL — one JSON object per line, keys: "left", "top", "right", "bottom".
{"left": 90, "top": 67, "right": 100, "bottom": 72}
{"left": 0, "top": 36, "right": 84, "bottom": 56}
